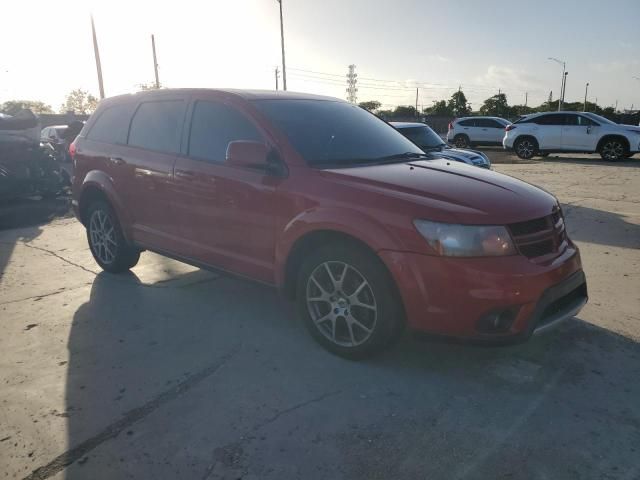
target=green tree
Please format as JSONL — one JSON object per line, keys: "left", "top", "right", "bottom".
{"left": 60, "top": 89, "right": 99, "bottom": 114}
{"left": 0, "top": 100, "right": 54, "bottom": 115}
{"left": 424, "top": 100, "right": 453, "bottom": 116}
{"left": 392, "top": 105, "right": 417, "bottom": 117}
{"left": 479, "top": 93, "right": 510, "bottom": 116}
{"left": 448, "top": 90, "right": 470, "bottom": 116}
{"left": 358, "top": 100, "right": 381, "bottom": 113}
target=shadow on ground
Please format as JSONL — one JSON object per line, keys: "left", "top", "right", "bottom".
{"left": 25, "top": 269, "right": 640, "bottom": 479}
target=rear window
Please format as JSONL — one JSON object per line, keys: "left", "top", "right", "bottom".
{"left": 457, "top": 119, "right": 475, "bottom": 127}
{"left": 86, "top": 104, "right": 134, "bottom": 144}
{"left": 128, "top": 100, "right": 185, "bottom": 154}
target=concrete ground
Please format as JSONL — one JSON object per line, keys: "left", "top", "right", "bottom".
{"left": 1, "top": 153, "right": 639, "bottom": 480}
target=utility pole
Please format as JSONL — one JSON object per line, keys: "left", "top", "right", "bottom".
{"left": 151, "top": 34, "right": 160, "bottom": 89}
{"left": 346, "top": 64, "right": 358, "bottom": 104}
{"left": 90, "top": 15, "right": 105, "bottom": 99}
{"left": 276, "top": 0, "right": 287, "bottom": 90}
{"left": 274, "top": 67, "right": 280, "bottom": 90}
{"left": 525, "top": 92, "right": 528, "bottom": 107}
{"left": 548, "top": 57, "right": 566, "bottom": 111}
{"left": 615, "top": 99, "right": 618, "bottom": 112}
{"left": 415, "top": 88, "right": 419, "bottom": 117}
{"left": 561, "top": 72, "right": 568, "bottom": 110}
{"left": 583, "top": 82, "right": 589, "bottom": 111}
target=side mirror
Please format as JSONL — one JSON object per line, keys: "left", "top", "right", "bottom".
{"left": 226, "top": 141, "right": 286, "bottom": 176}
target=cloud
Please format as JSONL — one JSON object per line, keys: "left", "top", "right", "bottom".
{"left": 474, "top": 65, "right": 542, "bottom": 92}
{"left": 426, "top": 54, "right": 452, "bottom": 63}
{"left": 589, "top": 59, "right": 639, "bottom": 73}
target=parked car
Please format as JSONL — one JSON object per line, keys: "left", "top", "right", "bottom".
{"left": 391, "top": 122, "right": 491, "bottom": 168}
{"left": 504, "top": 111, "right": 640, "bottom": 160}
{"left": 447, "top": 116, "right": 511, "bottom": 148}
{"left": 71, "top": 89, "right": 587, "bottom": 358}
{"left": 40, "top": 125, "right": 67, "bottom": 146}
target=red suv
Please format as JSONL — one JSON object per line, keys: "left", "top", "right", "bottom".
{"left": 71, "top": 89, "right": 587, "bottom": 357}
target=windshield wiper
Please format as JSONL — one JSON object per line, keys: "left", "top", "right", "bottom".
{"left": 376, "top": 152, "right": 430, "bottom": 162}
{"left": 312, "top": 152, "right": 429, "bottom": 168}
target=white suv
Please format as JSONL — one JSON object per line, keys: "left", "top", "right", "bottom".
{"left": 504, "top": 112, "right": 640, "bottom": 161}
{"left": 446, "top": 116, "right": 511, "bottom": 148}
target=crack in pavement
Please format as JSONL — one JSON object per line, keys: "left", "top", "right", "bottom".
{"left": 0, "top": 241, "right": 99, "bottom": 275}
{"left": 0, "top": 283, "right": 92, "bottom": 306}
{"left": 23, "top": 344, "right": 242, "bottom": 480}
{"left": 200, "top": 389, "right": 342, "bottom": 480}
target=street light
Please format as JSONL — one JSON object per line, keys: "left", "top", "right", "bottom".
{"left": 276, "top": 0, "right": 287, "bottom": 91}
{"left": 583, "top": 82, "right": 589, "bottom": 111}
{"left": 548, "top": 57, "right": 566, "bottom": 111}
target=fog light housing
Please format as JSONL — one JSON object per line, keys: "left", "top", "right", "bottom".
{"left": 477, "top": 307, "right": 519, "bottom": 334}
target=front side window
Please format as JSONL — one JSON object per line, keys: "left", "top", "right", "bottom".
{"left": 458, "top": 119, "right": 475, "bottom": 127}
{"left": 128, "top": 100, "right": 184, "bottom": 154}
{"left": 254, "top": 99, "right": 423, "bottom": 166}
{"left": 188, "top": 101, "right": 263, "bottom": 163}
{"left": 87, "top": 104, "right": 135, "bottom": 144}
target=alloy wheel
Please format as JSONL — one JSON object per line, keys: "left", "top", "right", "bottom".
{"left": 305, "top": 261, "right": 377, "bottom": 347}
{"left": 455, "top": 136, "right": 468, "bottom": 148}
{"left": 516, "top": 140, "right": 535, "bottom": 158}
{"left": 89, "top": 209, "right": 117, "bottom": 264}
{"left": 602, "top": 141, "right": 623, "bottom": 161}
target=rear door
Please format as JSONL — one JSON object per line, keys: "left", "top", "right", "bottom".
{"left": 456, "top": 119, "right": 478, "bottom": 141}
{"left": 475, "top": 118, "right": 504, "bottom": 144}
{"left": 531, "top": 113, "right": 566, "bottom": 149}
{"left": 561, "top": 114, "right": 599, "bottom": 151}
{"left": 171, "top": 95, "right": 280, "bottom": 283}
{"left": 120, "top": 98, "right": 187, "bottom": 249}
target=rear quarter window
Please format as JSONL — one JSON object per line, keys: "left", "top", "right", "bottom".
{"left": 86, "top": 103, "right": 135, "bottom": 144}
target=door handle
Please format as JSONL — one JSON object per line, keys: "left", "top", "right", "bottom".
{"left": 109, "top": 156, "right": 124, "bottom": 166}
{"left": 175, "top": 169, "right": 195, "bottom": 179}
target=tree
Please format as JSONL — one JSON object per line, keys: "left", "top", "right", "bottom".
{"left": 424, "top": 100, "right": 453, "bottom": 116}
{"left": 392, "top": 105, "right": 417, "bottom": 117}
{"left": 448, "top": 90, "right": 470, "bottom": 116}
{"left": 0, "top": 100, "right": 54, "bottom": 115}
{"left": 60, "top": 89, "right": 99, "bottom": 114}
{"left": 358, "top": 100, "right": 381, "bottom": 113}
{"left": 479, "top": 93, "right": 510, "bottom": 116}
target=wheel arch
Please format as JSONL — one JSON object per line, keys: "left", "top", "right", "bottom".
{"left": 596, "top": 134, "right": 630, "bottom": 153}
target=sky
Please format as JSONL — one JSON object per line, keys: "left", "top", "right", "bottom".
{"left": 1, "top": 0, "right": 639, "bottom": 113}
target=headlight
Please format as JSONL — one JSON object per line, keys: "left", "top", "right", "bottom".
{"left": 413, "top": 220, "right": 516, "bottom": 257}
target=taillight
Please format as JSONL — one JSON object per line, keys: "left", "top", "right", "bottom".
{"left": 505, "top": 125, "right": 516, "bottom": 132}
{"left": 448, "top": 122, "right": 453, "bottom": 130}
{"left": 69, "top": 140, "right": 77, "bottom": 159}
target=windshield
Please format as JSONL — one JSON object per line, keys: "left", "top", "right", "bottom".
{"left": 584, "top": 112, "right": 617, "bottom": 125}
{"left": 397, "top": 125, "right": 446, "bottom": 149}
{"left": 253, "top": 99, "right": 423, "bottom": 166}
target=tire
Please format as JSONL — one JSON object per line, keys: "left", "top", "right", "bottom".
{"left": 514, "top": 137, "right": 537, "bottom": 160}
{"left": 453, "top": 134, "right": 470, "bottom": 148}
{"left": 599, "top": 139, "right": 626, "bottom": 161}
{"left": 296, "top": 243, "right": 403, "bottom": 359}
{"left": 86, "top": 200, "right": 140, "bottom": 273}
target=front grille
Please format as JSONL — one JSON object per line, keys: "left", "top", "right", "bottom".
{"left": 508, "top": 210, "right": 568, "bottom": 259}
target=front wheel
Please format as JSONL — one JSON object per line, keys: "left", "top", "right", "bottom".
{"left": 453, "top": 134, "right": 470, "bottom": 148}
{"left": 514, "top": 137, "right": 537, "bottom": 159}
{"left": 86, "top": 200, "right": 140, "bottom": 273}
{"left": 599, "top": 139, "right": 626, "bottom": 161}
{"left": 297, "top": 243, "right": 403, "bottom": 359}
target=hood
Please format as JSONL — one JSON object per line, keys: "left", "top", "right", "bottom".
{"left": 323, "top": 159, "right": 557, "bottom": 225}
{"left": 429, "top": 147, "right": 490, "bottom": 167}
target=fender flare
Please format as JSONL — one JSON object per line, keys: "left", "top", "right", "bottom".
{"left": 274, "top": 206, "right": 405, "bottom": 287}
{"left": 79, "top": 170, "right": 133, "bottom": 241}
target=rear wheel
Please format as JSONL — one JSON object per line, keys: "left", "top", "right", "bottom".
{"left": 453, "top": 134, "right": 470, "bottom": 148}
{"left": 297, "top": 243, "right": 403, "bottom": 359}
{"left": 599, "top": 139, "right": 626, "bottom": 161}
{"left": 514, "top": 137, "right": 537, "bottom": 160}
{"left": 86, "top": 200, "right": 140, "bottom": 273}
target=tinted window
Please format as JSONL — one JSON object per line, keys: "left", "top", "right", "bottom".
{"left": 534, "top": 114, "right": 566, "bottom": 126}
{"left": 576, "top": 115, "right": 597, "bottom": 126}
{"left": 253, "top": 99, "right": 422, "bottom": 166}
{"left": 87, "top": 103, "right": 135, "bottom": 144}
{"left": 487, "top": 119, "right": 505, "bottom": 128}
{"left": 188, "top": 101, "right": 263, "bottom": 163}
{"left": 128, "top": 101, "right": 184, "bottom": 153}
{"left": 397, "top": 125, "right": 445, "bottom": 149}
{"left": 458, "top": 119, "right": 475, "bottom": 127}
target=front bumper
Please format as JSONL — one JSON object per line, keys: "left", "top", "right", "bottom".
{"left": 379, "top": 246, "right": 586, "bottom": 342}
